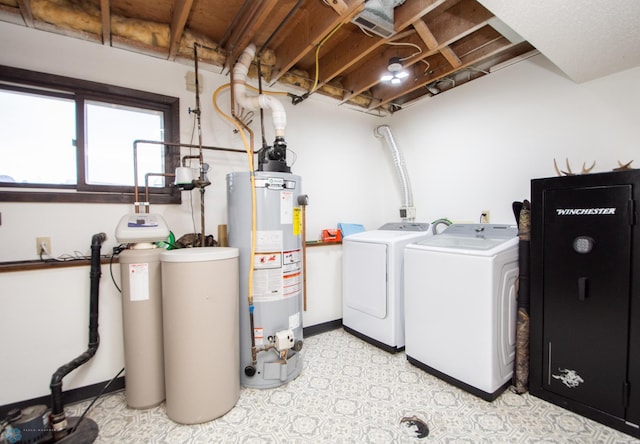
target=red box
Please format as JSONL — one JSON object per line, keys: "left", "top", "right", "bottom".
{"left": 321, "top": 229, "right": 342, "bottom": 243}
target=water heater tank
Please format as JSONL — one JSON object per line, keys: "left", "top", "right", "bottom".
{"left": 227, "top": 171, "right": 304, "bottom": 388}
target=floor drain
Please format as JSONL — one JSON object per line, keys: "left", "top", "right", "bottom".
{"left": 400, "top": 415, "right": 429, "bottom": 438}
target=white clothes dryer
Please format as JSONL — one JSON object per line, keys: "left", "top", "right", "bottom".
{"left": 342, "top": 223, "right": 432, "bottom": 352}
{"left": 404, "top": 224, "right": 519, "bottom": 400}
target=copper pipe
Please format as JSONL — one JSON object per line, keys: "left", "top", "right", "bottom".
{"left": 144, "top": 172, "right": 176, "bottom": 211}
{"left": 132, "top": 139, "right": 245, "bottom": 212}
{"left": 219, "top": 0, "right": 253, "bottom": 50}
{"left": 301, "top": 204, "right": 307, "bottom": 311}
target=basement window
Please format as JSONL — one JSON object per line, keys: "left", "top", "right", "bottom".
{"left": 0, "top": 65, "right": 180, "bottom": 204}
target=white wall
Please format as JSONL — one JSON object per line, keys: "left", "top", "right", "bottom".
{"left": 2, "top": 20, "right": 640, "bottom": 406}
{"left": 388, "top": 55, "right": 640, "bottom": 225}
{"left": 0, "top": 265, "right": 125, "bottom": 405}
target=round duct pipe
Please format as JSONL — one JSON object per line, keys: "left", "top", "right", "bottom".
{"left": 374, "top": 125, "right": 415, "bottom": 221}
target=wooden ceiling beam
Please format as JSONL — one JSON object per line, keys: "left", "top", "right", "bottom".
{"left": 269, "top": 0, "right": 365, "bottom": 84}
{"left": 452, "top": 25, "right": 501, "bottom": 59}
{"left": 340, "top": 42, "right": 420, "bottom": 103}
{"left": 342, "top": 0, "right": 490, "bottom": 104}
{"left": 393, "top": 42, "right": 535, "bottom": 106}
{"left": 311, "top": 0, "right": 445, "bottom": 97}
{"left": 168, "top": 0, "right": 193, "bottom": 60}
{"left": 0, "top": 0, "right": 534, "bottom": 113}
{"left": 440, "top": 46, "right": 462, "bottom": 67}
{"left": 226, "top": 0, "right": 279, "bottom": 65}
{"left": 325, "top": 0, "right": 350, "bottom": 15}
{"left": 316, "top": 28, "right": 415, "bottom": 91}
{"left": 100, "top": 0, "right": 111, "bottom": 46}
{"left": 372, "top": 38, "right": 518, "bottom": 109}
{"left": 317, "top": 31, "right": 383, "bottom": 86}
{"left": 458, "top": 37, "right": 507, "bottom": 64}
{"left": 412, "top": 19, "right": 438, "bottom": 49}
{"left": 16, "top": 0, "right": 34, "bottom": 27}
{"left": 425, "top": 0, "right": 493, "bottom": 46}
{"left": 412, "top": 19, "right": 461, "bottom": 68}
{"left": 394, "top": 0, "right": 448, "bottom": 31}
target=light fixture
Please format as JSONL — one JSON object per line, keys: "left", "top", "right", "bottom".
{"left": 380, "top": 57, "right": 409, "bottom": 84}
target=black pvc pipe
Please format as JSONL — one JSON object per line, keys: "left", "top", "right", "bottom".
{"left": 50, "top": 233, "right": 106, "bottom": 417}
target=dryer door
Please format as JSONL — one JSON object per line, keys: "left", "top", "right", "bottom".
{"left": 343, "top": 241, "right": 388, "bottom": 319}
{"left": 542, "top": 184, "right": 632, "bottom": 418}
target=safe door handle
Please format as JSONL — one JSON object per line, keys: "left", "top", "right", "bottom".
{"left": 578, "top": 277, "right": 588, "bottom": 301}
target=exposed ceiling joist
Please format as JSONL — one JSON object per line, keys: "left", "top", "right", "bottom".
{"left": 168, "top": 0, "right": 193, "bottom": 59}
{"left": 269, "top": 0, "right": 364, "bottom": 85}
{"left": 100, "top": 0, "right": 110, "bottom": 45}
{"left": 16, "top": 0, "right": 34, "bottom": 27}
{"left": 3, "top": 0, "right": 634, "bottom": 114}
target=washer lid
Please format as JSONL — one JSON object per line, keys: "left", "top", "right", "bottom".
{"left": 377, "top": 222, "right": 431, "bottom": 231}
{"left": 415, "top": 235, "right": 512, "bottom": 251}
{"left": 438, "top": 224, "right": 517, "bottom": 239}
{"left": 412, "top": 224, "right": 518, "bottom": 252}
{"left": 343, "top": 229, "right": 432, "bottom": 243}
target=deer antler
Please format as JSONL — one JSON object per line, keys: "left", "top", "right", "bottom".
{"left": 614, "top": 160, "right": 633, "bottom": 171}
{"left": 553, "top": 158, "right": 574, "bottom": 176}
{"left": 581, "top": 161, "right": 595, "bottom": 174}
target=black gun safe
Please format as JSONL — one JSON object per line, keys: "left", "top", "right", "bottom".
{"left": 530, "top": 170, "right": 640, "bottom": 439}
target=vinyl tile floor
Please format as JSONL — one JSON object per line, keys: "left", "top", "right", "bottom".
{"left": 65, "top": 328, "right": 639, "bottom": 443}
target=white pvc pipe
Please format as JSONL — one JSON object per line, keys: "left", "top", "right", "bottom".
{"left": 233, "top": 43, "right": 287, "bottom": 138}
{"left": 374, "top": 124, "right": 415, "bottom": 221}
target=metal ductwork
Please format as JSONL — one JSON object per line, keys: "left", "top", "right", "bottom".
{"left": 374, "top": 124, "right": 415, "bottom": 222}
{"left": 351, "top": 0, "right": 406, "bottom": 38}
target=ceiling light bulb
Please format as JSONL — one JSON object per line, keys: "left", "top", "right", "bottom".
{"left": 387, "top": 56, "right": 403, "bottom": 72}
{"left": 381, "top": 57, "right": 408, "bottom": 84}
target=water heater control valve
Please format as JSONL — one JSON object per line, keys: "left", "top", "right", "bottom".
{"left": 275, "top": 329, "right": 295, "bottom": 351}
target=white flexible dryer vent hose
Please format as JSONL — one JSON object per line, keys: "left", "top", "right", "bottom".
{"left": 233, "top": 43, "right": 287, "bottom": 138}
{"left": 374, "top": 124, "right": 415, "bottom": 221}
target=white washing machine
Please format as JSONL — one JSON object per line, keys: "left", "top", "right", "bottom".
{"left": 404, "top": 224, "right": 519, "bottom": 400}
{"left": 342, "top": 222, "right": 432, "bottom": 352}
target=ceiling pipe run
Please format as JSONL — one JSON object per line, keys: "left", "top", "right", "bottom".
{"left": 374, "top": 124, "right": 415, "bottom": 222}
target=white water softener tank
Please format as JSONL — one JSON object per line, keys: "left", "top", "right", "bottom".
{"left": 119, "top": 247, "right": 165, "bottom": 409}
{"left": 227, "top": 171, "right": 304, "bottom": 388}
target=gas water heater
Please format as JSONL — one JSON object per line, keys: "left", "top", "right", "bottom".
{"left": 227, "top": 170, "right": 305, "bottom": 388}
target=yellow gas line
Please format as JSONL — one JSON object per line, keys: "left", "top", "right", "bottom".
{"left": 213, "top": 84, "right": 257, "bottom": 307}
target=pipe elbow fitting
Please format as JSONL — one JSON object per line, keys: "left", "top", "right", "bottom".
{"left": 260, "top": 95, "right": 287, "bottom": 134}
{"left": 233, "top": 44, "right": 287, "bottom": 139}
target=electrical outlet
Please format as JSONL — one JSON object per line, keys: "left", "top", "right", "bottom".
{"left": 480, "top": 210, "right": 490, "bottom": 224}
{"left": 36, "top": 236, "right": 51, "bottom": 255}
